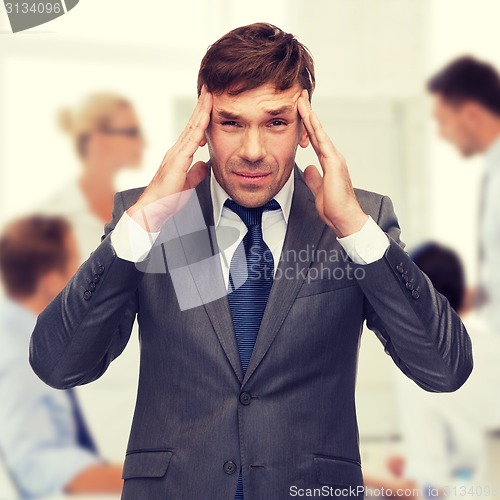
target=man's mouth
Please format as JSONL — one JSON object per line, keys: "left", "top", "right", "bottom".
{"left": 233, "top": 171, "right": 271, "bottom": 179}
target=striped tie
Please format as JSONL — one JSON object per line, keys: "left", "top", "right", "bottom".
{"left": 224, "top": 198, "right": 280, "bottom": 500}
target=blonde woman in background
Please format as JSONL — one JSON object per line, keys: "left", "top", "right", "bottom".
{"left": 42, "top": 92, "right": 146, "bottom": 260}
{"left": 38, "top": 93, "right": 146, "bottom": 472}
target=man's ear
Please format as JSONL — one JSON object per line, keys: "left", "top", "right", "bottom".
{"left": 299, "top": 121, "right": 310, "bottom": 148}
{"left": 464, "top": 102, "right": 483, "bottom": 125}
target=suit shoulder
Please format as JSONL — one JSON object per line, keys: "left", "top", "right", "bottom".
{"left": 353, "top": 187, "right": 389, "bottom": 221}
{"left": 116, "top": 186, "right": 147, "bottom": 210}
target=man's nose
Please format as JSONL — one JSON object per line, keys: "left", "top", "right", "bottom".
{"left": 239, "top": 128, "right": 266, "bottom": 162}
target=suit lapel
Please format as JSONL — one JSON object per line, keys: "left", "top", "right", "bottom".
{"left": 164, "top": 166, "right": 326, "bottom": 387}
{"left": 242, "top": 166, "right": 326, "bottom": 386}
{"left": 180, "top": 170, "right": 244, "bottom": 383}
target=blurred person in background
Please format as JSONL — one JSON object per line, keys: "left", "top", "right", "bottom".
{"left": 428, "top": 57, "right": 500, "bottom": 333}
{"left": 41, "top": 92, "right": 146, "bottom": 260}
{"left": 384, "top": 243, "right": 500, "bottom": 496}
{"left": 0, "top": 215, "right": 123, "bottom": 498}
{"left": 38, "top": 93, "right": 146, "bottom": 464}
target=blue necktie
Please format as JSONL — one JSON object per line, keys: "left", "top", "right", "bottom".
{"left": 224, "top": 198, "right": 280, "bottom": 500}
{"left": 67, "top": 387, "right": 99, "bottom": 455}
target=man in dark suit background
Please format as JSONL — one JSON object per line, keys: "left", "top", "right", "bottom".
{"left": 30, "top": 23, "right": 473, "bottom": 499}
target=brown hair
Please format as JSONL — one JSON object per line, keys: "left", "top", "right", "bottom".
{"left": 0, "top": 215, "right": 71, "bottom": 298}
{"left": 197, "top": 23, "right": 315, "bottom": 100}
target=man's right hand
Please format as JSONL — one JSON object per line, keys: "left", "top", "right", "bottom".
{"left": 127, "top": 86, "right": 212, "bottom": 232}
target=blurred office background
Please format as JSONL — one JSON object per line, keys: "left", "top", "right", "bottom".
{"left": 1, "top": 0, "right": 499, "bottom": 497}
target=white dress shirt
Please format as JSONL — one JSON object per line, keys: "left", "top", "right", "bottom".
{"left": 479, "top": 135, "right": 500, "bottom": 333}
{"left": 111, "top": 168, "right": 390, "bottom": 272}
{"left": 211, "top": 167, "right": 293, "bottom": 286}
{"left": 0, "top": 297, "right": 100, "bottom": 498}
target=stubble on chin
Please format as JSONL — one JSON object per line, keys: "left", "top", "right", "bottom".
{"left": 209, "top": 156, "right": 295, "bottom": 207}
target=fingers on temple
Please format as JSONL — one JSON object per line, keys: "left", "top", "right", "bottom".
{"left": 176, "top": 92, "right": 212, "bottom": 157}
{"left": 309, "top": 112, "right": 337, "bottom": 156}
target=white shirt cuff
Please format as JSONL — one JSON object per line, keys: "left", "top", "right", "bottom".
{"left": 110, "top": 212, "right": 160, "bottom": 262}
{"left": 336, "top": 215, "right": 390, "bottom": 264}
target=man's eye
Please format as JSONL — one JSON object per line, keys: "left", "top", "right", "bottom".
{"left": 270, "top": 120, "right": 286, "bottom": 127}
{"left": 222, "top": 121, "right": 239, "bottom": 127}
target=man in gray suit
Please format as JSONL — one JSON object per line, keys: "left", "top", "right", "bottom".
{"left": 30, "top": 23, "right": 473, "bottom": 499}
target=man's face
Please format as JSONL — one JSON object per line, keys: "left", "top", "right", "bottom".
{"left": 206, "top": 82, "right": 309, "bottom": 207}
{"left": 431, "top": 94, "right": 481, "bottom": 157}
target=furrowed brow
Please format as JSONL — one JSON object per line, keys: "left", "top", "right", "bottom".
{"left": 264, "top": 105, "right": 295, "bottom": 116}
{"left": 215, "top": 109, "right": 241, "bottom": 120}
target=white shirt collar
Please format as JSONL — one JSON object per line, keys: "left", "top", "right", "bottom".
{"left": 210, "top": 166, "right": 295, "bottom": 227}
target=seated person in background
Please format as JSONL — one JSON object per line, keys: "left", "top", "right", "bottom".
{"left": 0, "top": 215, "right": 123, "bottom": 498}
{"left": 367, "top": 242, "right": 500, "bottom": 496}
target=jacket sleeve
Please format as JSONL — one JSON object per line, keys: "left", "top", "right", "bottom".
{"left": 358, "top": 195, "right": 473, "bottom": 392}
{"left": 29, "top": 191, "right": 144, "bottom": 389}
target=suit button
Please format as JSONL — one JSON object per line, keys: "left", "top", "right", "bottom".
{"left": 239, "top": 392, "right": 252, "bottom": 405}
{"left": 97, "top": 265, "right": 105, "bottom": 275}
{"left": 93, "top": 274, "right": 100, "bottom": 283}
{"left": 223, "top": 461, "right": 237, "bottom": 475}
{"left": 402, "top": 274, "right": 409, "bottom": 283}
{"left": 396, "top": 264, "right": 404, "bottom": 274}
{"left": 406, "top": 281, "right": 414, "bottom": 291}
{"left": 88, "top": 282, "right": 96, "bottom": 291}
{"left": 83, "top": 290, "right": 92, "bottom": 300}
{"left": 411, "top": 290, "right": 420, "bottom": 299}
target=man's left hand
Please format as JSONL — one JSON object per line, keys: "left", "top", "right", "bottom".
{"left": 298, "top": 89, "right": 368, "bottom": 238}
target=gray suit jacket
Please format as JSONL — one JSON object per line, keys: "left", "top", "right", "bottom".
{"left": 30, "top": 166, "right": 472, "bottom": 499}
